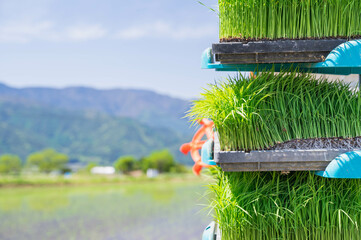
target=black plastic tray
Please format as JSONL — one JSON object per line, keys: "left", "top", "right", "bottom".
{"left": 213, "top": 133, "right": 354, "bottom": 172}
{"left": 212, "top": 39, "right": 347, "bottom": 64}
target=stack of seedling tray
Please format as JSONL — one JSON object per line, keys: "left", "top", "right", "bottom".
{"left": 196, "top": 1, "right": 361, "bottom": 239}
{"left": 197, "top": 70, "right": 361, "bottom": 240}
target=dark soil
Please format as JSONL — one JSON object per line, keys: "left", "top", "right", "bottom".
{"left": 220, "top": 35, "right": 361, "bottom": 43}
{"left": 261, "top": 137, "right": 361, "bottom": 151}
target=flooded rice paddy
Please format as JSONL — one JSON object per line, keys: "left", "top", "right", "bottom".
{"left": 0, "top": 180, "right": 211, "bottom": 240}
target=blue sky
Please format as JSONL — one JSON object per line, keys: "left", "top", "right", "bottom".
{"left": 0, "top": 0, "right": 230, "bottom": 99}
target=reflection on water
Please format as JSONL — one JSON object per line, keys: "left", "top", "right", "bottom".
{"left": 0, "top": 181, "right": 210, "bottom": 240}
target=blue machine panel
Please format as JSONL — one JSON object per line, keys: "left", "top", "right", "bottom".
{"left": 315, "top": 151, "right": 361, "bottom": 179}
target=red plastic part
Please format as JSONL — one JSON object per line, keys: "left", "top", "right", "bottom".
{"left": 180, "top": 119, "right": 215, "bottom": 175}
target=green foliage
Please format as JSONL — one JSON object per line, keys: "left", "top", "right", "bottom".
{"left": 219, "top": 0, "right": 361, "bottom": 39}
{"left": 142, "top": 150, "right": 176, "bottom": 173}
{"left": 189, "top": 71, "right": 361, "bottom": 151}
{"left": 0, "top": 154, "right": 22, "bottom": 174}
{"left": 209, "top": 169, "right": 361, "bottom": 239}
{"left": 170, "top": 164, "right": 188, "bottom": 174}
{"left": 84, "top": 162, "right": 97, "bottom": 173}
{"left": 114, "top": 156, "right": 137, "bottom": 174}
{"left": 27, "top": 149, "right": 69, "bottom": 173}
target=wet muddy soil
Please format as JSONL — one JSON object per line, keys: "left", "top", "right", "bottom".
{"left": 263, "top": 136, "right": 361, "bottom": 151}
{"left": 220, "top": 35, "right": 361, "bottom": 43}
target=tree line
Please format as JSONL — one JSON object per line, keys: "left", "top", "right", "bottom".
{"left": 0, "top": 149, "right": 69, "bottom": 174}
{"left": 112, "top": 149, "right": 186, "bottom": 174}
{"left": 0, "top": 148, "right": 186, "bottom": 174}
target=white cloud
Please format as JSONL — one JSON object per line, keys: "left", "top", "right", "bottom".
{"left": 116, "top": 27, "right": 147, "bottom": 40}
{"left": 170, "top": 25, "right": 217, "bottom": 39}
{"left": 66, "top": 24, "right": 107, "bottom": 41}
{"left": 0, "top": 21, "right": 54, "bottom": 43}
{"left": 116, "top": 21, "right": 216, "bottom": 40}
{"left": 0, "top": 21, "right": 107, "bottom": 43}
{"left": 0, "top": 20, "right": 214, "bottom": 43}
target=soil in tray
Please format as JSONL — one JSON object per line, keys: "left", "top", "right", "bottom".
{"left": 254, "top": 136, "right": 361, "bottom": 151}
{"left": 220, "top": 35, "right": 361, "bottom": 43}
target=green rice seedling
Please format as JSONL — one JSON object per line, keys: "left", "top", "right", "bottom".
{"left": 189, "top": 71, "right": 361, "bottom": 152}
{"left": 219, "top": 0, "right": 361, "bottom": 40}
{"left": 192, "top": 72, "right": 361, "bottom": 239}
{"left": 207, "top": 168, "right": 361, "bottom": 240}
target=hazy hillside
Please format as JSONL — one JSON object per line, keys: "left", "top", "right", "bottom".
{"left": 0, "top": 83, "right": 192, "bottom": 134}
{"left": 0, "top": 100, "right": 192, "bottom": 165}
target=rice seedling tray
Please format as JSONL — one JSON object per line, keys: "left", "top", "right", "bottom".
{"left": 212, "top": 39, "right": 347, "bottom": 64}
{"left": 202, "top": 40, "right": 361, "bottom": 74}
{"left": 213, "top": 134, "right": 359, "bottom": 172}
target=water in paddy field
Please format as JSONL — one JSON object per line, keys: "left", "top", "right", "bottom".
{"left": 0, "top": 181, "right": 211, "bottom": 240}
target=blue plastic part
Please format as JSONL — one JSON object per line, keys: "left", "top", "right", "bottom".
{"left": 202, "top": 40, "right": 361, "bottom": 75}
{"left": 201, "top": 139, "right": 216, "bottom": 166}
{"left": 201, "top": 48, "right": 214, "bottom": 69}
{"left": 202, "top": 221, "right": 216, "bottom": 240}
{"left": 315, "top": 151, "right": 361, "bottom": 179}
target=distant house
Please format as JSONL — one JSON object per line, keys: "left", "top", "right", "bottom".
{"left": 146, "top": 168, "right": 159, "bottom": 178}
{"left": 91, "top": 166, "right": 115, "bottom": 175}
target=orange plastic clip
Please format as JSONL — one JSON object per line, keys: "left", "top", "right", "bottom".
{"left": 180, "top": 119, "right": 214, "bottom": 175}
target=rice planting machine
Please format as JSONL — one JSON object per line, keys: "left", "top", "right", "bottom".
{"left": 179, "top": 39, "right": 361, "bottom": 240}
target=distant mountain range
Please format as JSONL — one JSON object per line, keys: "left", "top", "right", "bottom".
{"left": 0, "top": 83, "right": 196, "bottom": 165}
{"left": 0, "top": 83, "right": 192, "bottom": 133}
